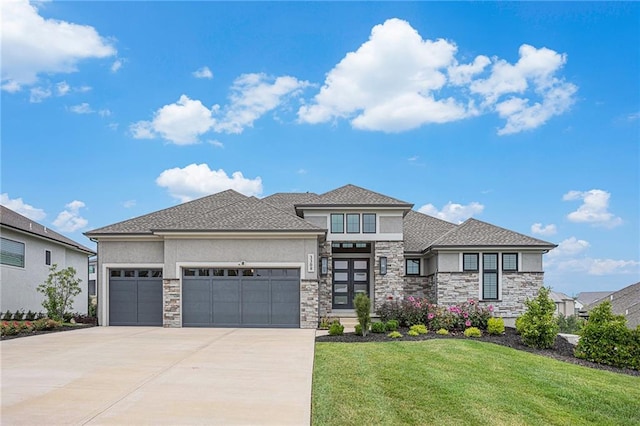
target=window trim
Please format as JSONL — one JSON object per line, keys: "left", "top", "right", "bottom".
{"left": 502, "top": 253, "right": 518, "bottom": 272}
{"left": 1, "top": 237, "right": 25, "bottom": 268}
{"left": 463, "top": 253, "right": 479, "bottom": 272}
{"left": 362, "top": 213, "right": 376, "bottom": 234}
{"left": 330, "top": 213, "right": 344, "bottom": 234}
{"left": 346, "top": 213, "right": 360, "bottom": 234}
{"left": 482, "top": 253, "right": 499, "bottom": 301}
{"left": 405, "top": 258, "right": 420, "bottom": 276}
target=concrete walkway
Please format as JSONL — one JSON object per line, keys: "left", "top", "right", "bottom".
{"left": 1, "top": 327, "right": 316, "bottom": 425}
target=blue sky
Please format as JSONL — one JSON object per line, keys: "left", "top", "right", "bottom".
{"left": 2, "top": 1, "right": 638, "bottom": 297}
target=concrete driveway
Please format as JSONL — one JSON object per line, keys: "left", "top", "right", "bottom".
{"left": 1, "top": 327, "right": 316, "bottom": 425}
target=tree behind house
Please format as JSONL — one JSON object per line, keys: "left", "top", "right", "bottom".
{"left": 37, "top": 264, "right": 82, "bottom": 321}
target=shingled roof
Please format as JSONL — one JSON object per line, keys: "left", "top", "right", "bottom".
{"left": 262, "top": 192, "right": 320, "bottom": 215}
{"left": 86, "top": 190, "right": 247, "bottom": 235}
{"left": 296, "top": 184, "right": 413, "bottom": 209}
{"left": 429, "top": 218, "right": 556, "bottom": 248}
{"left": 403, "top": 210, "right": 458, "bottom": 253}
{"left": 1, "top": 205, "right": 94, "bottom": 254}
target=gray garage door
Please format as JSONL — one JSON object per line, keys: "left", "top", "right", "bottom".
{"left": 109, "top": 269, "right": 163, "bottom": 326}
{"left": 182, "top": 268, "right": 300, "bottom": 328}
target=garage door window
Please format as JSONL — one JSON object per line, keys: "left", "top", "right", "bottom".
{"left": 111, "top": 269, "right": 162, "bottom": 278}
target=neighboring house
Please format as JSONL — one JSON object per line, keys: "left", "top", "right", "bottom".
{"left": 585, "top": 282, "right": 640, "bottom": 329}
{"left": 576, "top": 291, "right": 614, "bottom": 308}
{"left": 88, "top": 256, "right": 97, "bottom": 297}
{"left": 549, "top": 290, "right": 575, "bottom": 317}
{"left": 1, "top": 206, "right": 96, "bottom": 315}
{"left": 85, "top": 184, "right": 556, "bottom": 329}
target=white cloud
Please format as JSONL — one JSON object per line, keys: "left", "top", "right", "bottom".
{"left": 215, "top": 73, "right": 310, "bottom": 134}
{"left": 418, "top": 201, "right": 484, "bottom": 223}
{"left": 551, "top": 258, "right": 639, "bottom": 276}
{"left": 1, "top": 0, "right": 116, "bottom": 91}
{"left": 547, "top": 237, "right": 590, "bottom": 258}
{"left": 531, "top": 223, "right": 557, "bottom": 236}
{"left": 297, "top": 168, "right": 307, "bottom": 175}
{"left": 563, "top": 189, "right": 622, "bottom": 228}
{"left": 122, "top": 200, "right": 136, "bottom": 208}
{"left": 298, "top": 19, "right": 576, "bottom": 135}
{"left": 56, "top": 81, "right": 70, "bottom": 96}
{"left": 192, "top": 66, "right": 213, "bottom": 79}
{"left": 29, "top": 86, "right": 51, "bottom": 103}
{"left": 156, "top": 163, "right": 263, "bottom": 202}
{"left": 130, "top": 95, "right": 216, "bottom": 145}
{"left": 0, "top": 193, "right": 46, "bottom": 220}
{"left": 53, "top": 200, "right": 88, "bottom": 232}
{"left": 208, "top": 139, "right": 224, "bottom": 148}
{"left": 111, "top": 59, "right": 123, "bottom": 73}
{"left": 70, "top": 103, "right": 94, "bottom": 114}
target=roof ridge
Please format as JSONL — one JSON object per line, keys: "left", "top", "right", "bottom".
{"left": 156, "top": 192, "right": 253, "bottom": 230}
{"left": 462, "top": 217, "right": 557, "bottom": 246}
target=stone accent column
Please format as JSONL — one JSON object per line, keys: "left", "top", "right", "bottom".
{"left": 373, "top": 241, "right": 404, "bottom": 310}
{"left": 318, "top": 241, "right": 333, "bottom": 317}
{"left": 404, "top": 275, "right": 436, "bottom": 301}
{"left": 300, "top": 279, "right": 319, "bottom": 328}
{"left": 163, "top": 278, "right": 181, "bottom": 328}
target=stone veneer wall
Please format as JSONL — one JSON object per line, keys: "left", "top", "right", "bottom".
{"left": 300, "top": 279, "right": 319, "bottom": 328}
{"left": 436, "top": 271, "right": 544, "bottom": 318}
{"left": 402, "top": 274, "right": 437, "bottom": 302}
{"left": 373, "top": 241, "right": 404, "bottom": 310}
{"left": 318, "top": 241, "right": 332, "bottom": 318}
{"left": 163, "top": 278, "right": 181, "bottom": 328}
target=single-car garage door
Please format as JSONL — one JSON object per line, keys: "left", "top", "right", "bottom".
{"left": 109, "top": 269, "right": 163, "bottom": 326}
{"left": 182, "top": 268, "right": 300, "bottom": 328}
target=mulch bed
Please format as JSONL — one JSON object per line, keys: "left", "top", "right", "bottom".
{"left": 316, "top": 327, "right": 640, "bottom": 377}
{"left": 1, "top": 323, "right": 96, "bottom": 341}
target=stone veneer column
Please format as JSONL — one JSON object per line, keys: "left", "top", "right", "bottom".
{"left": 318, "top": 241, "right": 333, "bottom": 318}
{"left": 300, "top": 279, "right": 319, "bottom": 328}
{"left": 163, "top": 278, "right": 181, "bottom": 328}
{"left": 373, "top": 241, "right": 404, "bottom": 310}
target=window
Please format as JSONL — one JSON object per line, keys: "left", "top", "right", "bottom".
{"left": 363, "top": 213, "right": 376, "bottom": 233}
{"left": 45, "top": 250, "right": 51, "bottom": 266}
{"left": 88, "top": 264, "right": 96, "bottom": 274}
{"left": 483, "top": 253, "right": 498, "bottom": 300}
{"left": 1, "top": 238, "right": 25, "bottom": 267}
{"left": 503, "top": 253, "right": 518, "bottom": 271}
{"left": 330, "top": 214, "right": 344, "bottom": 233}
{"left": 463, "top": 253, "right": 478, "bottom": 271}
{"left": 346, "top": 214, "right": 360, "bottom": 233}
{"left": 406, "top": 259, "right": 420, "bottom": 275}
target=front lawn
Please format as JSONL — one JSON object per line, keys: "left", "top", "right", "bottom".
{"left": 313, "top": 340, "right": 640, "bottom": 425}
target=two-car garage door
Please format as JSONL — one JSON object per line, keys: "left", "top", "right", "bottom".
{"left": 108, "top": 268, "right": 300, "bottom": 328}
{"left": 182, "top": 268, "right": 300, "bottom": 328}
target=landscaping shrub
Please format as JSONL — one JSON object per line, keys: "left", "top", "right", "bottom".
{"left": 371, "top": 322, "right": 386, "bottom": 333}
{"left": 2, "top": 310, "right": 12, "bottom": 321}
{"left": 318, "top": 316, "right": 331, "bottom": 330}
{"left": 487, "top": 317, "right": 505, "bottom": 335}
{"left": 376, "top": 300, "right": 404, "bottom": 323}
{"left": 385, "top": 319, "right": 399, "bottom": 332}
{"left": 436, "top": 328, "right": 449, "bottom": 335}
{"left": 387, "top": 331, "right": 402, "bottom": 338}
{"left": 464, "top": 327, "right": 482, "bottom": 338}
{"left": 25, "top": 310, "right": 36, "bottom": 321}
{"left": 328, "top": 320, "right": 344, "bottom": 336}
{"left": 409, "top": 324, "right": 428, "bottom": 335}
{"left": 354, "top": 293, "right": 371, "bottom": 337}
{"left": 408, "top": 329, "right": 419, "bottom": 336}
{"left": 516, "top": 287, "right": 559, "bottom": 349}
{"left": 37, "top": 264, "right": 82, "bottom": 321}
{"left": 355, "top": 324, "right": 363, "bottom": 336}
{"left": 13, "top": 310, "right": 25, "bottom": 321}
{"left": 556, "top": 314, "right": 585, "bottom": 334}
{"left": 575, "top": 301, "right": 639, "bottom": 370}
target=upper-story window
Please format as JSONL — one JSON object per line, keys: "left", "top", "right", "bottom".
{"left": 1, "top": 237, "right": 25, "bottom": 268}
{"left": 45, "top": 250, "right": 51, "bottom": 266}
{"left": 363, "top": 213, "right": 376, "bottom": 233}
{"left": 502, "top": 253, "right": 518, "bottom": 271}
{"left": 330, "top": 214, "right": 344, "bottom": 233}
{"left": 89, "top": 264, "right": 96, "bottom": 274}
{"left": 463, "top": 253, "right": 479, "bottom": 271}
{"left": 406, "top": 259, "right": 420, "bottom": 275}
{"left": 346, "top": 214, "right": 360, "bottom": 233}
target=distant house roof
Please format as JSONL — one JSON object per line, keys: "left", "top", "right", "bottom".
{"left": 586, "top": 282, "right": 640, "bottom": 329}
{"left": 428, "top": 218, "right": 556, "bottom": 249}
{"left": 1, "top": 205, "right": 95, "bottom": 254}
{"left": 576, "top": 291, "right": 614, "bottom": 307}
{"left": 295, "top": 184, "right": 413, "bottom": 209}
{"left": 549, "top": 290, "right": 573, "bottom": 303}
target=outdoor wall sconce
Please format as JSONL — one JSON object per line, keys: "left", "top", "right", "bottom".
{"left": 380, "top": 256, "right": 387, "bottom": 275}
{"left": 320, "top": 257, "right": 328, "bottom": 276}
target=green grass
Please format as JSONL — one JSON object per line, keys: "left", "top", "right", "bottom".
{"left": 313, "top": 340, "right": 640, "bottom": 426}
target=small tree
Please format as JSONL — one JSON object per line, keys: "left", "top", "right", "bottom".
{"left": 37, "top": 264, "right": 82, "bottom": 321}
{"left": 354, "top": 293, "right": 371, "bottom": 337}
{"left": 516, "top": 286, "right": 559, "bottom": 349}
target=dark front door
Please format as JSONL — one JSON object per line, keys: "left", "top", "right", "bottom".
{"left": 332, "top": 258, "right": 369, "bottom": 309}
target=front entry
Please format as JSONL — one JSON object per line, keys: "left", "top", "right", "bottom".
{"left": 332, "top": 258, "right": 369, "bottom": 309}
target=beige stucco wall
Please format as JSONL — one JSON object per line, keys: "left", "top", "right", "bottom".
{"left": 522, "top": 252, "right": 543, "bottom": 272}
{"left": 379, "top": 216, "right": 402, "bottom": 233}
{"left": 438, "top": 252, "right": 459, "bottom": 272}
